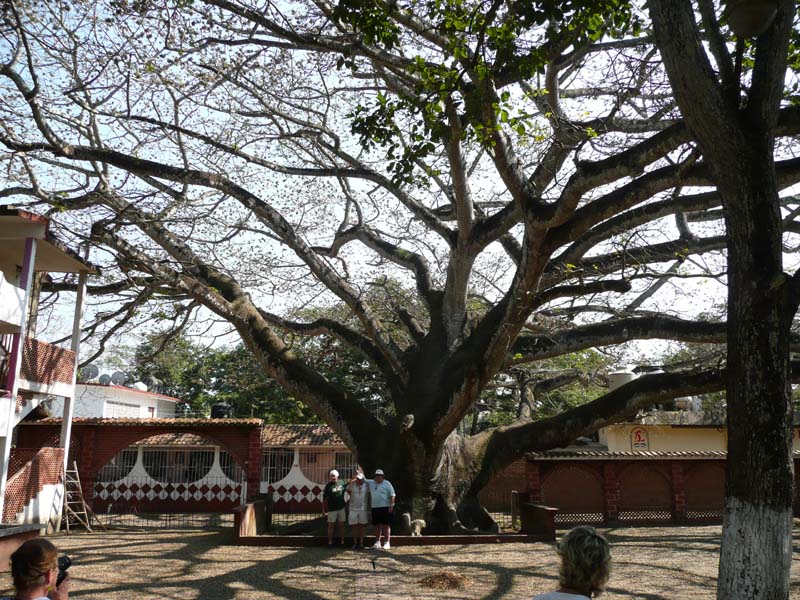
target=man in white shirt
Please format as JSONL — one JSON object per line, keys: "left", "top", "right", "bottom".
{"left": 364, "top": 468, "right": 395, "bottom": 549}
{"left": 346, "top": 473, "right": 370, "bottom": 548}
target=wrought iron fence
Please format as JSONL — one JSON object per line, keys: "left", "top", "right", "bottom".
{"left": 96, "top": 510, "right": 235, "bottom": 529}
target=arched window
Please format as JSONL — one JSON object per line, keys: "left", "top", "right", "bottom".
{"left": 219, "top": 450, "right": 243, "bottom": 481}
{"left": 262, "top": 447, "right": 293, "bottom": 483}
{"left": 97, "top": 448, "right": 138, "bottom": 482}
{"left": 143, "top": 448, "right": 214, "bottom": 483}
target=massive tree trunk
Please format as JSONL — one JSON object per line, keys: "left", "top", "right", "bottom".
{"left": 719, "top": 137, "right": 795, "bottom": 600}
{"left": 650, "top": 2, "right": 797, "bottom": 597}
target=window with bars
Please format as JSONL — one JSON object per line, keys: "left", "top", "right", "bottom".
{"left": 105, "top": 400, "right": 140, "bottom": 418}
{"left": 261, "top": 448, "right": 294, "bottom": 483}
{"left": 142, "top": 448, "right": 214, "bottom": 483}
{"left": 334, "top": 451, "right": 357, "bottom": 478}
{"left": 97, "top": 448, "right": 138, "bottom": 482}
{"left": 299, "top": 450, "right": 328, "bottom": 483}
{"left": 219, "top": 450, "right": 243, "bottom": 481}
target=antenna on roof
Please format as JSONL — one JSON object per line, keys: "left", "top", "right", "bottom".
{"left": 111, "top": 371, "right": 128, "bottom": 386}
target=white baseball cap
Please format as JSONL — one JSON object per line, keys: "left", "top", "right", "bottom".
{"left": 329, "top": 469, "right": 339, "bottom": 477}
{"left": 374, "top": 469, "right": 385, "bottom": 476}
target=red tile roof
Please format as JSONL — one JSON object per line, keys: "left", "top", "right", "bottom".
{"left": 527, "top": 449, "right": 800, "bottom": 460}
{"left": 137, "top": 433, "right": 215, "bottom": 446}
{"left": 261, "top": 424, "right": 346, "bottom": 447}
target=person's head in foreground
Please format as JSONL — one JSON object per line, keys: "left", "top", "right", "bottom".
{"left": 550, "top": 526, "right": 611, "bottom": 599}
{"left": 329, "top": 469, "right": 339, "bottom": 481}
{"left": 10, "top": 538, "right": 70, "bottom": 600}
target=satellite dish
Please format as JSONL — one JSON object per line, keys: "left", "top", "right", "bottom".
{"left": 111, "top": 371, "right": 128, "bottom": 385}
{"left": 79, "top": 364, "right": 99, "bottom": 381}
{"left": 98, "top": 374, "right": 112, "bottom": 385}
{"left": 132, "top": 381, "right": 148, "bottom": 391}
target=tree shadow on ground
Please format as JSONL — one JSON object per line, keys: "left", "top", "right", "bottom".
{"left": 2, "top": 525, "right": 786, "bottom": 599}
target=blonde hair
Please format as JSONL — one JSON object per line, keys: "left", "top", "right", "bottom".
{"left": 557, "top": 526, "right": 611, "bottom": 597}
{"left": 10, "top": 538, "right": 58, "bottom": 593}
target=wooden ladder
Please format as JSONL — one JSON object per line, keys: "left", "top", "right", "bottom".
{"left": 62, "top": 461, "right": 106, "bottom": 533}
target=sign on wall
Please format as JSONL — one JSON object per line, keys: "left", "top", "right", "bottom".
{"left": 630, "top": 427, "right": 650, "bottom": 451}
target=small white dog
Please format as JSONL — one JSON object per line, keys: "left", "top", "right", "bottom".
{"left": 410, "top": 519, "right": 426, "bottom": 536}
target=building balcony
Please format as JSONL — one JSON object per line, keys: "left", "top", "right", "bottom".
{"left": 18, "top": 338, "right": 76, "bottom": 398}
{"left": 0, "top": 273, "right": 24, "bottom": 335}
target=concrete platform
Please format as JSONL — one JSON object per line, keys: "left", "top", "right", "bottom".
{"left": 231, "top": 533, "right": 551, "bottom": 547}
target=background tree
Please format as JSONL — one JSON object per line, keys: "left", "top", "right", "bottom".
{"left": 130, "top": 333, "right": 321, "bottom": 421}
{"left": 1, "top": 0, "right": 799, "bottom": 543}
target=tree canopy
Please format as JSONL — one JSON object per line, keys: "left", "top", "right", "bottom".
{"left": 128, "top": 333, "right": 321, "bottom": 422}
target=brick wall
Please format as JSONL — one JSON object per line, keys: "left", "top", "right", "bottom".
{"left": 522, "top": 457, "right": 800, "bottom": 526}
{"left": 2, "top": 447, "right": 64, "bottom": 523}
{"left": 478, "top": 458, "right": 526, "bottom": 511}
{"left": 17, "top": 421, "right": 261, "bottom": 509}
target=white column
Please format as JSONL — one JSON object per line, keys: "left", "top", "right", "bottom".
{"left": 0, "top": 238, "right": 37, "bottom": 522}
{"left": 59, "top": 271, "right": 87, "bottom": 471}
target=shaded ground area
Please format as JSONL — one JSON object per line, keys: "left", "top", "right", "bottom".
{"left": 1, "top": 525, "right": 798, "bottom": 599}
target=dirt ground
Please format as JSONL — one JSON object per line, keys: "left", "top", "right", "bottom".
{"left": 1, "top": 525, "right": 798, "bottom": 599}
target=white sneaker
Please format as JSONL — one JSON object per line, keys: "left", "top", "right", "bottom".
{"left": 372, "top": 541, "right": 382, "bottom": 549}
{"left": 382, "top": 542, "right": 391, "bottom": 550}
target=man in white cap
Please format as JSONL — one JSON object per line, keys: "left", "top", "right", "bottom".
{"left": 322, "top": 469, "right": 347, "bottom": 546}
{"left": 346, "top": 472, "right": 370, "bottom": 548}
{"left": 363, "top": 468, "right": 395, "bottom": 549}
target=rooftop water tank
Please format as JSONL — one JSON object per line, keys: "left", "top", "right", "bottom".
{"left": 607, "top": 368, "right": 637, "bottom": 391}
{"left": 210, "top": 402, "right": 232, "bottom": 419}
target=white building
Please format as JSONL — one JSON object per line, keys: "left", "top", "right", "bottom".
{"left": 48, "top": 383, "right": 184, "bottom": 420}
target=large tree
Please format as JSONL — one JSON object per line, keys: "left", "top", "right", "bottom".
{"left": 1, "top": 0, "right": 799, "bottom": 541}
{"left": 649, "top": 3, "right": 797, "bottom": 597}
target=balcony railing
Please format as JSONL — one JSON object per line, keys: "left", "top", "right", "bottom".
{"left": 2, "top": 447, "right": 64, "bottom": 524}
{"left": 18, "top": 337, "right": 75, "bottom": 396}
{"left": 0, "top": 273, "right": 24, "bottom": 335}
